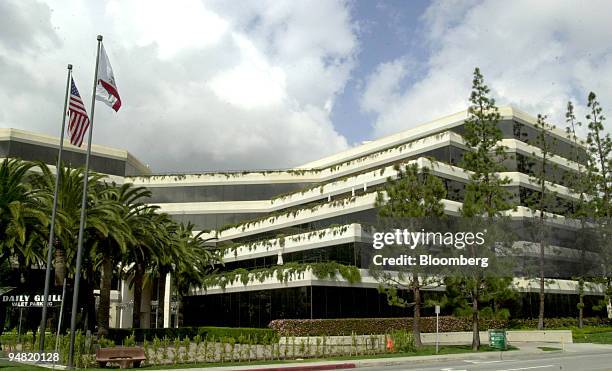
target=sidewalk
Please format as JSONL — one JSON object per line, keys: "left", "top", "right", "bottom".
{"left": 21, "top": 342, "right": 612, "bottom": 371}
{"left": 167, "top": 342, "right": 559, "bottom": 371}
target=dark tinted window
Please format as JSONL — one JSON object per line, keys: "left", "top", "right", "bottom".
{"left": 450, "top": 120, "right": 588, "bottom": 163}
{"left": 0, "top": 141, "right": 9, "bottom": 157}
{"left": 147, "top": 183, "right": 312, "bottom": 203}
{"left": 169, "top": 212, "right": 262, "bottom": 230}
{"left": 7, "top": 140, "right": 126, "bottom": 175}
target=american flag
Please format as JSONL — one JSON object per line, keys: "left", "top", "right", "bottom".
{"left": 68, "top": 78, "right": 90, "bottom": 147}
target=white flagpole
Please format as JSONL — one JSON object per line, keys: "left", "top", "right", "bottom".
{"left": 67, "top": 35, "right": 102, "bottom": 369}
{"left": 39, "top": 64, "right": 72, "bottom": 353}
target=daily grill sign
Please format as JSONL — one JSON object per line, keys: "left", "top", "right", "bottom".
{"left": 2, "top": 294, "right": 62, "bottom": 308}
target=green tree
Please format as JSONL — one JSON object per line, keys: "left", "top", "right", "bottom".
{"left": 34, "top": 165, "right": 102, "bottom": 287}
{"left": 125, "top": 206, "right": 169, "bottom": 329}
{"left": 524, "top": 114, "right": 560, "bottom": 330}
{"left": 94, "top": 182, "right": 147, "bottom": 336}
{"left": 168, "top": 223, "right": 219, "bottom": 327}
{"left": 0, "top": 159, "right": 47, "bottom": 273}
{"left": 456, "top": 67, "right": 515, "bottom": 350}
{"left": 564, "top": 101, "right": 596, "bottom": 328}
{"left": 584, "top": 92, "right": 612, "bottom": 316}
{"left": 585, "top": 92, "right": 612, "bottom": 217}
{"left": 34, "top": 164, "right": 129, "bottom": 332}
{"left": 145, "top": 214, "right": 177, "bottom": 328}
{"left": 374, "top": 161, "right": 447, "bottom": 348}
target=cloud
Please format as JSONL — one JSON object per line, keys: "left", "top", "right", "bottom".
{"left": 360, "top": 59, "right": 408, "bottom": 114}
{"left": 0, "top": 0, "right": 60, "bottom": 53}
{"left": 0, "top": 0, "right": 357, "bottom": 172}
{"left": 361, "top": 0, "right": 612, "bottom": 137}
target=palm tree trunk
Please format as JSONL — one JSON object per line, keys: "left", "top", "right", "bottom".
{"left": 157, "top": 268, "right": 168, "bottom": 328}
{"left": 132, "top": 262, "right": 144, "bottom": 329}
{"left": 84, "top": 267, "right": 97, "bottom": 333}
{"left": 412, "top": 273, "right": 422, "bottom": 348}
{"left": 54, "top": 245, "right": 66, "bottom": 287}
{"left": 97, "top": 254, "right": 113, "bottom": 337}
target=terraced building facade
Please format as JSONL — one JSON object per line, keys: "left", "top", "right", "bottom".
{"left": 2, "top": 106, "right": 607, "bottom": 329}
{"left": 126, "top": 106, "right": 605, "bottom": 328}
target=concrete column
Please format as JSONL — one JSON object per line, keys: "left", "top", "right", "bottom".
{"left": 163, "top": 273, "right": 171, "bottom": 328}
{"left": 108, "top": 289, "right": 120, "bottom": 328}
{"left": 119, "top": 278, "right": 134, "bottom": 328}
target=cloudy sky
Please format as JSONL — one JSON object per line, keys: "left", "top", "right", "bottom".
{"left": 1, "top": 0, "right": 611, "bottom": 172}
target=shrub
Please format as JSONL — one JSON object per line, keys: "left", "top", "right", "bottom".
{"left": 268, "top": 317, "right": 611, "bottom": 336}
{"left": 389, "top": 330, "right": 415, "bottom": 352}
{"left": 123, "top": 332, "right": 136, "bottom": 346}
{"left": 98, "top": 337, "right": 115, "bottom": 348}
{"left": 506, "top": 317, "right": 611, "bottom": 329}
{"left": 106, "top": 326, "right": 278, "bottom": 344}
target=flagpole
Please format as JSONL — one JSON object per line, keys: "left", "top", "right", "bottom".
{"left": 39, "top": 63, "right": 72, "bottom": 354}
{"left": 67, "top": 35, "right": 102, "bottom": 369}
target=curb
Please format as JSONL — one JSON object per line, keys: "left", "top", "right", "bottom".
{"left": 227, "top": 364, "right": 356, "bottom": 371}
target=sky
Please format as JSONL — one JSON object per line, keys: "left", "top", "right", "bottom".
{"left": 1, "top": 0, "right": 612, "bottom": 173}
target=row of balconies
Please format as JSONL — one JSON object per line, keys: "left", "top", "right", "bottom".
{"left": 128, "top": 131, "right": 583, "bottom": 189}
{"left": 192, "top": 266, "right": 604, "bottom": 296}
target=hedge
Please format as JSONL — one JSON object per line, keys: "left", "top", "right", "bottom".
{"left": 106, "top": 326, "right": 278, "bottom": 344}
{"left": 268, "top": 317, "right": 612, "bottom": 336}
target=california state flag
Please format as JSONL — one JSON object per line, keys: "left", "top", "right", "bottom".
{"left": 95, "top": 43, "right": 122, "bottom": 112}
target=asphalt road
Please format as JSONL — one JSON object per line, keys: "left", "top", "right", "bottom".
{"left": 359, "top": 348, "right": 612, "bottom": 371}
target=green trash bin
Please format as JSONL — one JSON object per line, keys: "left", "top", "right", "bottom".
{"left": 488, "top": 329, "right": 507, "bottom": 350}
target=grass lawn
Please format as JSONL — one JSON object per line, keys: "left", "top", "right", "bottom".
{"left": 551, "top": 326, "right": 612, "bottom": 344}
{"left": 0, "top": 359, "right": 45, "bottom": 370}
{"left": 0, "top": 345, "right": 517, "bottom": 370}
{"left": 537, "top": 346, "right": 562, "bottom": 351}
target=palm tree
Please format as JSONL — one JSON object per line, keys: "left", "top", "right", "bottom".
{"left": 168, "top": 223, "right": 219, "bottom": 327}
{"left": 84, "top": 184, "right": 132, "bottom": 331}
{"left": 94, "top": 182, "right": 149, "bottom": 335}
{"left": 33, "top": 164, "right": 103, "bottom": 286}
{"left": 128, "top": 209, "right": 177, "bottom": 329}
{"left": 132, "top": 219, "right": 219, "bottom": 329}
{"left": 0, "top": 159, "right": 47, "bottom": 271}
{"left": 34, "top": 164, "right": 132, "bottom": 332}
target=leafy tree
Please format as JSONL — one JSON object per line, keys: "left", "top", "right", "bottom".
{"left": 0, "top": 159, "right": 47, "bottom": 273}
{"left": 94, "top": 182, "right": 148, "bottom": 335}
{"left": 585, "top": 92, "right": 612, "bottom": 217}
{"left": 564, "top": 101, "right": 596, "bottom": 328}
{"left": 125, "top": 206, "right": 168, "bottom": 329}
{"left": 171, "top": 223, "right": 219, "bottom": 326}
{"left": 35, "top": 165, "right": 132, "bottom": 332}
{"left": 144, "top": 214, "right": 178, "bottom": 328}
{"left": 455, "top": 67, "right": 515, "bottom": 350}
{"left": 584, "top": 92, "right": 612, "bottom": 316}
{"left": 2, "top": 158, "right": 220, "bottom": 335}
{"left": 524, "top": 114, "right": 560, "bottom": 329}
{"left": 373, "top": 161, "right": 447, "bottom": 348}
{"left": 34, "top": 165, "right": 104, "bottom": 286}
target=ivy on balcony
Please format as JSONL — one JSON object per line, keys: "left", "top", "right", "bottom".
{"left": 200, "top": 262, "right": 362, "bottom": 290}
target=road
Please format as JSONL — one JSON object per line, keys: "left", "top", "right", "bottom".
{"left": 359, "top": 346, "right": 612, "bottom": 371}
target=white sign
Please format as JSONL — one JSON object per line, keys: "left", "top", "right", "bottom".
{"left": 2, "top": 294, "right": 62, "bottom": 307}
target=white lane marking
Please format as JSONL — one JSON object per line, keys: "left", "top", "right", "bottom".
{"left": 440, "top": 368, "right": 467, "bottom": 371}
{"left": 464, "top": 360, "right": 504, "bottom": 364}
{"left": 494, "top": 365, "right": 556, "bottom": 371}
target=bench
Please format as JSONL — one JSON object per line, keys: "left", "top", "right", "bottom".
{"left": 96, "top": 346, "right": 146, "bottom": 369}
